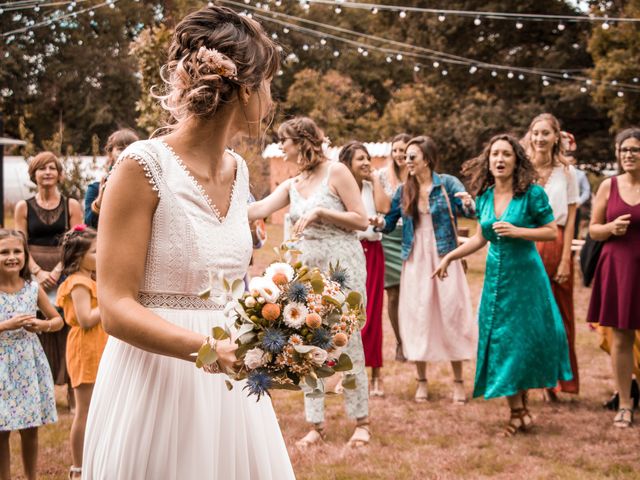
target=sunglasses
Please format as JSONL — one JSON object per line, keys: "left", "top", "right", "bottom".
{"left": 619, "top": 147, "right": 640, "bottom": 155}
{"left": 406, "top": 153, "right": 419, "bottom": 161}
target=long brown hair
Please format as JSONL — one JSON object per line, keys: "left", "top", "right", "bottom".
{"left": 524, "top": 113, "right": 569, "bottom": 168}
{"left": 401, "top": 136, "right": 438, "bottom": 224}
{"left": 338, "top": 140, "right": 370, "bottom": 171}
{"left": 278, "top": 117, "right": 326, "bottom": 173}
{"left": 463, "top": 134, "right": 538, "bottom": 198}
{"left": 0, "top": 229, "right": 32, "bottom": 282}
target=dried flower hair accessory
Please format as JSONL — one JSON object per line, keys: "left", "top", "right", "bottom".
{"left": 196, "top": 46, "right": 238, "bottom": 80}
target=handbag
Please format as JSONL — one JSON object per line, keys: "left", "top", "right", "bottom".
{"left": 440, "top": 185, "right": 468, "bottom": 273}
{"left": 580, "top": 233, "right": 604, "bottom": 287}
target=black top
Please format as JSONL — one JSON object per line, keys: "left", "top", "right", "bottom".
{"left": 26, "top": 196, "right": 69, "bottom": 247}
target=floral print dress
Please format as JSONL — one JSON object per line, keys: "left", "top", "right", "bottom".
{"left": 0, "top": 280, "right": 57, "bottom": 431}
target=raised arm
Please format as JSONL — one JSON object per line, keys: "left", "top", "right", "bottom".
{"left": 371, "top": 173, "right": 390, "bottom": 213}
{"left": 248, "top": 179, "right": 291, "bottom": 222}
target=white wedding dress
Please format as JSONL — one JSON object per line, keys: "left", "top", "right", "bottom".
{"left": 83, "top": 139, "right": 295, "bottom": 479}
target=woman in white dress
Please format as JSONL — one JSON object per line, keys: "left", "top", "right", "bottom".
{"left": 82, "top": 6, "right": 295, "bottom": 479}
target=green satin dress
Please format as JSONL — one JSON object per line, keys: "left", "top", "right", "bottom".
{"left": 474, "top": 184, "right": 573, "bottom": 399}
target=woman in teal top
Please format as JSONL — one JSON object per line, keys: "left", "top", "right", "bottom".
{"left": 433, "top": 134, "right": 572, "bottom": 437}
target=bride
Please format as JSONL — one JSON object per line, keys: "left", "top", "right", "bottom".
{"left": 82, "top": 6, "right": 295, "bottom": 479}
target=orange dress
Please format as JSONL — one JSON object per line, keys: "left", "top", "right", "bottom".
{"left": 56, "top": 274, "right": 107, "bottom": 387}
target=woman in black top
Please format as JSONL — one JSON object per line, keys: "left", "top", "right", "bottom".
{"left": 14, "top": 151, "right": 82, "bottom": 388}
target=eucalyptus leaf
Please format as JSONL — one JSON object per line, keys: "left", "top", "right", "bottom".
{"left": 342, "top": 374, "right": 357, "bottom": 390}
{"left": 315, "top": 366, "right": 335, "bottom": 378}
{"left": 311, "top": 277, "right": 324, "bottom": 294}
{"left": 293, "top": 345, "right": 316, "bottom": 354}
{"left": 321, "top": 295, "right": 341, "bottom": 307}
{"left": 304, "top": 375, "right": 318, "bottom": 389}
{"left": 211, "top": 326, "right": 230, "bottom": 341}
{"left": 333, "top": 353, "right": 353, "bottom": 372}
{"left": 346, "top": 291, "right": 362, "bottom": 308}
{"left": 237, "top": 331, "right": 257, "bottom": 345}
{"left": 199, "top": 344, "right": 218, "bottom": 366}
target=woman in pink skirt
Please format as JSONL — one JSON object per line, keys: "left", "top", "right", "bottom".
{"left": 372, "top": 136, "right": 477, "bottom": 403}
{"left": 588, "top": 127, "right": 640, "bottom": 428}
{"left": 340, "top": 141, "right": 390, "bottom": 397}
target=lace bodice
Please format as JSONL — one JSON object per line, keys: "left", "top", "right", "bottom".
{"left": 116, "top": 139, "right": 253, "bottom": 307}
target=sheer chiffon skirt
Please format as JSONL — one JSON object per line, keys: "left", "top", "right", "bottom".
{"left": 83, "top": 308, "right": 295, "bottom": 480}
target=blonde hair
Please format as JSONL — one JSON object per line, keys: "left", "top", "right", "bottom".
{"left": 155, "top": 5, "right": 280, "bottom": 128}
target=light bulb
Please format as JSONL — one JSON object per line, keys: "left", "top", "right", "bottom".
{"left": 602, "top": 21, "right": 610, "bottom": 30}
{"left": 371, "top": 7, "right": 378, "bottom": 14}
{"left": 399, "top": 10, "right": 407, "bottom": 19}
{"left": 580, "top": 87, "right": 587, "bottom": 93}
{"left": 515, "top": 21, "right": 523, "bottom": 29}
{"left": 441, "top": 70, "right": 448, "bottom": 76}
{"left": 557, "top": 23, "right": 565, "bottom": 31}
{"left": 438, "top": 14, "right": 446, "bottom": 22}
{"left": 333, "top": 50, "right": 340, "bottom": 57}
{"left": 507, "top": 72, "right": 514, "bottom": 79}
{"left": 386, "top": 56, "right": 392, "bottom": 63}
{"left": 335, "top": 7, "right": 342, "bottom": 14}
{"left": 469, "top": 66, "right": 478, "bottom": 74}
{"left": 617, "top": 91, "right": 624, "bottom": 97}
{"left": 474, "top": 17, "right": 481, "bottom": 26}
{"left": 491, "top": 70, "right": 497, "bottom": 77}
{"left": 414, "top": 65, "right": 420, "bottom": 72}
{"left": 396, "top": 53, "right": 403, "bottom": 61}
{"left": 433, "top": 61, "right": 440, "bottom": 68}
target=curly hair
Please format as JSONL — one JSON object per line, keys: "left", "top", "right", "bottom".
{"left": 156, "top": 5, "right": 280, "bottom": 126}
{"left": 463, "top": 134, "right": 538, "bottom": 198}
{"left": 400, "top": 136, "right": 439, "bottom": 224}
{"left": 60, "top": 227, "right": 97, "bottom": 277}
{"left": 0, "top": 229, "right": 32, "bottom": 282}
{"left": 278, "top": 117, "right": 326, "bottom": 172}
{"left": 524, "top": 113, "right": 569, "bottom": 168}
{"left": 338, "top": 140, "right": 370, "bottom": 170}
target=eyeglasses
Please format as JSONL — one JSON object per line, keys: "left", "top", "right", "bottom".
{"left": 619, "top": 147, "right": 640, "bottom": 155}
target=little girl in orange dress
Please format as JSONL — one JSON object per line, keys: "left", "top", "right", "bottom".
{"left": 56, "top": 225, "right": 105, "bottom": 479}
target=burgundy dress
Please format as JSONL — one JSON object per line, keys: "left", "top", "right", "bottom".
{"left": 588, "top": 176, "right": 640, "bottom": 329}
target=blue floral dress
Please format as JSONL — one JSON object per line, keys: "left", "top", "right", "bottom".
{"left": 0, "top": 280, "right": 57, "bottom": 431}
{"left": 474, "top": 185, "right": 573, "bottom": 399}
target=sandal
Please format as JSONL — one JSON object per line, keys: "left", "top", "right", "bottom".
{"left": 69, "top": 466, "right": 82, "bottom": 479}
{"left": 414, "top": 379, "right": 428, "bottom": 403}
{"left": 295, "top": 427, "right": 325, "bottom": 448}
{"left": 613, "top": 408, "right": 633, "bottom": 428}
{"left": 499, "top": 408, "right": 533, "bottom": 437}
{"left": 452, "top": 380, "right": 467, "bottom": 405}
{"left": 370, "top": 377, "right": 384, "bottom": 398}
{"left": 347, "top": 423, "right": 371, "bottom": 448}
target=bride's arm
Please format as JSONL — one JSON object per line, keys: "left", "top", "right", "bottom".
{"left": 97, "top": 157, "right": 212, "bottom": 363}
{"left": 247, "top": 179, "right": 291, "bottom": 221}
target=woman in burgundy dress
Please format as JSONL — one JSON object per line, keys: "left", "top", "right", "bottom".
{"left": 588, "top": 127, "right": 640, "bottom": 428}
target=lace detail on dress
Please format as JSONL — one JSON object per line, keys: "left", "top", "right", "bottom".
{"left": 137, "top": 291, "right": 224, "bottom": 310}
{"left": 160, "top": 140, "right": 239, "bottom": 223}
{"left": 26, "top": 197, "right": 65, "bottom": 225}
{"left": 114, "top": 145, "right": 163, "bottom": 197}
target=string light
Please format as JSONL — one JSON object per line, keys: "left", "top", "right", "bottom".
{"left": 617, "top": 91, "right": 624, "bottom": 97}
{"left": 441, "top": 69, "right": 448, "bottom": 76}
{"left": 395, "top": 53, "right": 402, "bottom": 60}
{"left": 413, "top": 65, "right": 420, "bottom": 72}
{"left": 438, "top": 14, "right": 445, "bottom": 22}
{"left": 557, "top": 23, "right": 565, "bottom": 31}
{"left": 370, "top": 7, "right": 377, "bottom": 14}
{"left": 507, "top": 71, "right": 514, "bottom": 79}
{"left": 473, "top": 17, "right": 481, "bottom": 26}
{"left": 221, "top": 1, "right": 640, "bottom": 94}
{"left": 398, "top": 10, "right": 406, "bottom": 18}
{"left": 515, "top": 21, "right": 523, "bottom": 29}
{"left": 469, "top": 66, "right": 478, "bottom": 74}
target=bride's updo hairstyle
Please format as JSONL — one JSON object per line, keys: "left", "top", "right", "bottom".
{"left": 159, "top": 5, "right": 280, "bottom": 124}
{"left": 278, "top": 117, "right": 326, "bottom": 172}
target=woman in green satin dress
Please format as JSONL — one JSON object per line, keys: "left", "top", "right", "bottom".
{"left": 434, "top": 134, "right": 572, "bottom": 436}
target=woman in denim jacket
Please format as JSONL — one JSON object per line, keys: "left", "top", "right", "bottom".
{"left": 372, "top": 136, "right": 477, "bottom": 403}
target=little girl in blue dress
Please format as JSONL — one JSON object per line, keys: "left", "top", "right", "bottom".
{"left": 0, "top": 229, "right": 63, "bottom": 479}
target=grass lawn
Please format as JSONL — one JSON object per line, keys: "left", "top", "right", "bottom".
{"left": 10, "top": 222, "right": 638, "bottom": 479}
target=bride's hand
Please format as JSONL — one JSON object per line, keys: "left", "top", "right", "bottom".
{"left": 215, "top": 338, "right": 239, "bottom": 372}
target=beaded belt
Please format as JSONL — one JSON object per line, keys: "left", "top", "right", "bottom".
{"left": 137, "top": 291, "right": 224, "bottom": 310}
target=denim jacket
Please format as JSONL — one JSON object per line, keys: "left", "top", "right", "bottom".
{"left": 380, "top": 173, "right": 475, "bottom": 259}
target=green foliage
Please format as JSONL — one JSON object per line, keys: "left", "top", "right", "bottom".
{"left": 588, "top": 0, "right": 640, "bottom": 132}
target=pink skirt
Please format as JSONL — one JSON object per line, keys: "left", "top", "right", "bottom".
{"left": 361, "top": 240, "right": 385, "bottom": 368}
{"left": 398, "top": 213, "right": 477, "bottom": 362}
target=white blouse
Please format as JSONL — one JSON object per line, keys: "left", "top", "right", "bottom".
{"left": 358, "top": 180, "right": 382, "bottom": 241}
{"left": 543, "top": 165, "right": 579, "bottom": 227}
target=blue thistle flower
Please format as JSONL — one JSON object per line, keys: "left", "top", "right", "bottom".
{"left": 330, "top": 269, "right": 348, "bottom": 288}
{"left": 244, "top": 369, "right": 272, "bottom": 401}
{"left": 287, "top": 282, "right": 309, "bottom": 304}
{"left": 261, "top": 328, "right": 287, "bottom": 354}
{"left": 311, "top": 328, "right": 333, "bottom": 350}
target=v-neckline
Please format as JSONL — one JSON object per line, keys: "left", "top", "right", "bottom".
{"left": 492, "top": 188, "right": 513, "bottom": 220}
{"left": 160, "top": 139, "right": 239, "bottom": 223}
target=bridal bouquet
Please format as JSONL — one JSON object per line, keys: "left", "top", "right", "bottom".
{"left": 196, "top": 242, "right": 365, "bottom": 400}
